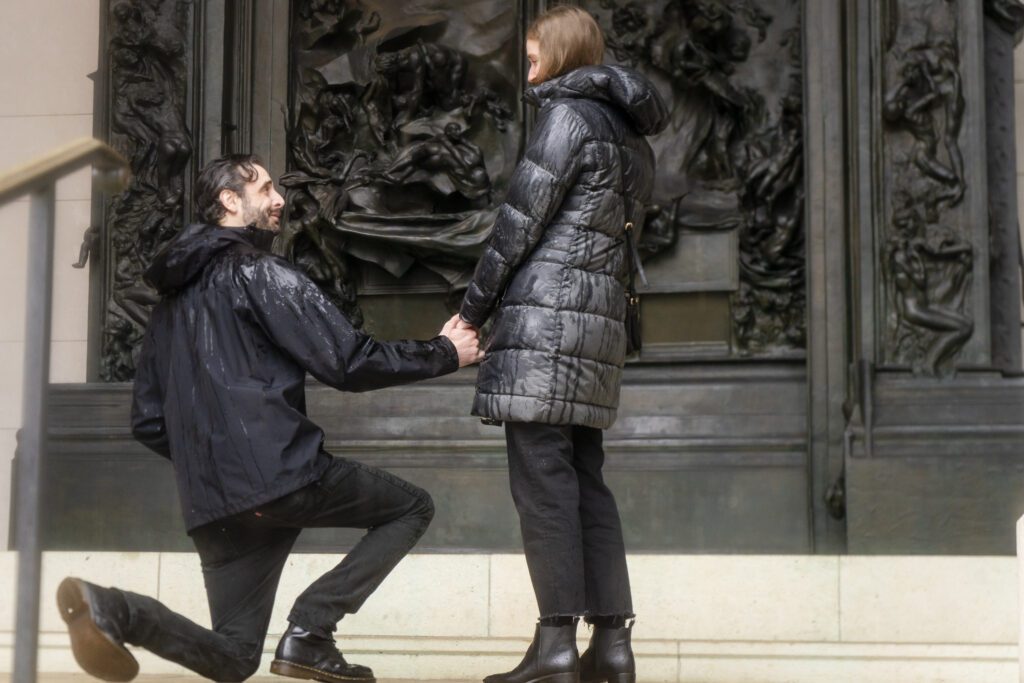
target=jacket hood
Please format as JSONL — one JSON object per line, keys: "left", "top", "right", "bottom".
{"left": 525, "top": 65, "right": 669, "bottom": 136}
{"left": 145, "top": 223, "right": 274, "bottom": 294}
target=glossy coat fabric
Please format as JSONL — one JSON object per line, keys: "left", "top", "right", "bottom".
{"left": 460, "top": 65, "right": 668, "bottom": 428}
{"left": 131, "top": 223, "right": 458, "bottom": 530}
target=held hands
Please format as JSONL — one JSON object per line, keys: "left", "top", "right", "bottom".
{"left": 439, "top": 314, "right": 484, "bottom": 367}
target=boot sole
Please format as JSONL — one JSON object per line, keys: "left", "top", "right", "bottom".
{"left": 584, "top": 676, "right": 635, "bottom": 683}
{"left": 270, "top": 658, "right": 377, "bottom": 682}
{"left": 56, "top": 577, "right": 139, "bottom": 682}
{"left": 486, "top": 674, "right": 579, "bottom": 683}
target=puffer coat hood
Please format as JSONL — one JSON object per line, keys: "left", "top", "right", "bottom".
{"left": 132, "top": 223, "right": 458, "bottom": 530}
{"left": 525, "top": 65, "right": 670, "bottom": 136}
{"left": 460, "top": 64, "right": 667, "bottom": 429}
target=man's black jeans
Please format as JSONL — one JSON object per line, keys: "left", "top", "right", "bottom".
{"left": 113, "top": 455, "right": 434, "bottom": 681}
{"left": 504, "top": 422, "right": 634, "bottom": 621}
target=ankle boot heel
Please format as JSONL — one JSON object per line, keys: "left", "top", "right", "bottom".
{"left": 484, "top": 622, "right": 580, "bottom": 683}
{"left": 606, "top": 675, "right": 635, "bottom": 683}
{"left": 537, "top": 673, "right": 579, "bottom": 683}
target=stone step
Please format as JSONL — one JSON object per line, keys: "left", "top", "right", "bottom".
{"left": 0, "top": 677, "right": 472, "bottom": 683}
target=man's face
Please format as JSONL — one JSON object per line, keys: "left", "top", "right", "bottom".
{"left": 237, "top": 165, "right": 284, "bottom": 231}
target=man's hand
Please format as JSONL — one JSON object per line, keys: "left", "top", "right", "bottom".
{"left": 439, "top": 314, "right": 483, "bottom": 367}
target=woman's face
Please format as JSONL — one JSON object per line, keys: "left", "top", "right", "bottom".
{"left": 526, "top": 38, "right": 544, "bottom": 84}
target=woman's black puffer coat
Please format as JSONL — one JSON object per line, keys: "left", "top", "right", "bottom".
{"left": 460, "top": 65, "right": 669, "bottom": 429}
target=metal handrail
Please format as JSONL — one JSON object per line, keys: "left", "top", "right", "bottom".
{"left": 0, "top": 137, "right": 130, "bottom": 205}
{"left": 3, "top": 138, "right": 129, "bottom": 683}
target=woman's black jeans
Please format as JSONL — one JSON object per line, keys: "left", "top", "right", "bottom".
{"left": 504, "top": 421, "right": 634, "bottom": 620}
{"left": 112, "top": 455, "right": 434, "bottom": 681}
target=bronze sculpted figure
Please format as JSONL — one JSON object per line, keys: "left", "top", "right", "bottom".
{"left": 886, "top": 199, "right": 973, "bottom": 376}
{"left": 101, "top": 0, "right": 194, "bottom": 381}
{"left": 881, "top": 7, "right": 975, "bottom": 375}
{"left": 374, "top": 123, "right": 491, "bottom": 202}
{"left": 593, "top": 0, "right": 806, "bottom": 355}
{"left": 281, "top": 0, "right": 519, "bottom": 321}
{"left": 986, "top": 0, "right": 1024, "bottom": 42}
{"left": 109, "top": 0, "right": 192, "bottom": 208}
{"left": 373, "top": 42, "right": 469, "bottom": 126}
{"left": 649, "top": 0, "right": 762, "bottom": 180}
{"left": 883, "top": 34, "right": 965, "bottom": 208}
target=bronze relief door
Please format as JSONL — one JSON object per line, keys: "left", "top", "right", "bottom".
{"left": 238, "top": 0, "right": 808, "bottom": 361}
{"left": 78, "top": 0, "right": 825, "bottom": 553}
{"left": 52, "top": 0, "right": 1024, "bottom": 555}
{"left": 96, "top": 0, "right": 808, "bottom": 364}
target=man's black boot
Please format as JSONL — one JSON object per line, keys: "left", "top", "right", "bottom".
{"left": 579, "top": 622, "right": 635, "bottom": 683}
{"left": 56, "top": 577, "right": 139, "bottom": 682}
{"left": 483, "top": 621, "right": 579, "bottom": 683}
{"left": 271, "top": 623, "right": 376, "bottom": 682}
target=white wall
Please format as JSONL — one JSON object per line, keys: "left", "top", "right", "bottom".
{"left": 0, "top": 0, "right": 99, "bottom": 549}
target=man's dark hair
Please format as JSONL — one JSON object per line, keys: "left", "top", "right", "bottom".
{"left": 194, "top": 154, "right": 263, "bottom": 225}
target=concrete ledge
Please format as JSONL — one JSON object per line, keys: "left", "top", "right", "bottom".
{"left": 676, "top": 642, "right": 1016, "bottom": 683}
{"left": 0, "top": 552, "right": 1017, "bottom": 682}
{"left": 0, "top": 633, "right": 1015, "bottom": 682}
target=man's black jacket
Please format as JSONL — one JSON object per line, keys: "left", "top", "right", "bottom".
{"left": 131, "top": 223, "right": 458, "bottom": 530}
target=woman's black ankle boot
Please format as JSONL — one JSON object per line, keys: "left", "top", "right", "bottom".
{"left": 580, "top": 620, "right": 635, "bottom": 683}
{"left": 483, "top": 620, "right": 580, "bottom": 683}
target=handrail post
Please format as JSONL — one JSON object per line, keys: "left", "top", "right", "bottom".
{"left": 13, "top": 183, "right": 57, "bottom": 683}
{"left": 0, "top": 139, "right": 128, "bottom": 681}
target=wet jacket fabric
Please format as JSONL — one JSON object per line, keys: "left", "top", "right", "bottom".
{"left": 460, "top": 65, "right": 669, "bottom": 429}
{"left": 131, "top": 223, "right": 458, "bottom": 530}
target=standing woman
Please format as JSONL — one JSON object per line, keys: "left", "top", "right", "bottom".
{"left": 459, "top": 7, "right": 668, "bottom": 683}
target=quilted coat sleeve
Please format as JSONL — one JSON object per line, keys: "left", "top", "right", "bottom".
{"left": 459, "top": 102, "right": 588, "bottom": 327}
{"left": 246, "top": 257, "right": 459, "bottom": 392}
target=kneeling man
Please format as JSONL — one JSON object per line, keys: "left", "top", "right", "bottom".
{"left": 57, "top": 154, "right": 481, "bottom": 682}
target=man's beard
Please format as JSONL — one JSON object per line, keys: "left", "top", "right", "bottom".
{"left": 241, "top": 199, "right": 279, "bottom": 231}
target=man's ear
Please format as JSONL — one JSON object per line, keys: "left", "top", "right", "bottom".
{"left": 218, "top": 188, "right": 240, "bottom": 217}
